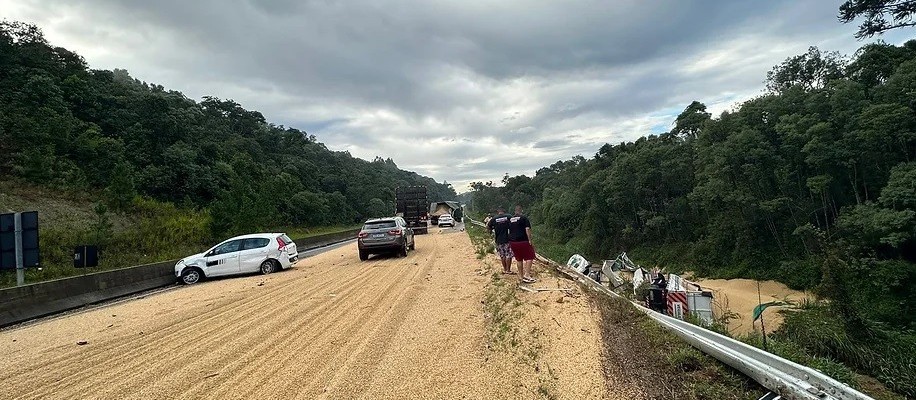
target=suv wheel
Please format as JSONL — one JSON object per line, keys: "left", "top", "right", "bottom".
{"left": 399, "top": 242, "right": 408, "bottom": 257}
{"left": 359, "top": 250, "right": 368, "bottom": 261}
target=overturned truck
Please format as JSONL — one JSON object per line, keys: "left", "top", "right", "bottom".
{"left": 429, "top": 201, "right": 463, "bottom": 225}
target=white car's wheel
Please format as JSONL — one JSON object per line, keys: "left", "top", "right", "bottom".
{"left": 181, "top": 268, "right": 202, "bottom": 285}
{"left": 259, "top": 260, "right": 276, "bottom": 275}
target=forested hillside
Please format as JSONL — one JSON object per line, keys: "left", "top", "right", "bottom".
{"left": 470, "top": 41, "right": 916, "bottom": 395}
{"left": 0, "top": 21, "right": 456, "bottom": 235}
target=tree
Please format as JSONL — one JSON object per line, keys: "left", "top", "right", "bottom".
{"left": 288, "top": 191, "right": 331, "bottom": 226}
{"left": 880, "top": 162, "right": 916, "bottom": 210}
{"left": 366, "top": 197, "right": 388, "bottom": 218}
{"left": 467, "top": 39, "right": 916, "bottom": 335}
{"left": 766, "top": 47, "right": 846, "bottom": 93}
{"left": 105, "top": 162, "right": 137, "bottom": 211}
{"left": 839, "top": 0, "right": 916, "bottom": 38}
{"left": 89, "top": 202, "right": 114, "bottom": 248}
{"left": 671, "top": 101, "right": 711, "bottom": 140}
{"left": 0, "top": 20, "right": 455, "bottom": 237}
{"left": 846, "top": 41, "right": 914, "bottom": 87}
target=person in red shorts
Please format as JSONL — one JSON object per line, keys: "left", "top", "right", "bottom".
{"left": 508, "top": 205, "right": 536, "bottom": 283}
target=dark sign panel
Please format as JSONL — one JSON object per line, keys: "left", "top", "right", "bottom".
{"left": 0, "top": 213, "right": 14, "bottom": 270}
{"left": 0, "top": 212, "right": 40, "bottom": 269}
{"left": 21, "top": 211, "right": 39, "bottom": 268}
{"left": 73, "top": 245, "right": 98, "bottom": 268}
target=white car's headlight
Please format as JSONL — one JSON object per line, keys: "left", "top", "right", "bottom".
{"left": 175, "top": 260, "right": 185, "bottom": 269}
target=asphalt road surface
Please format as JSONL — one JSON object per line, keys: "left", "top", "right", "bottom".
{"left": 0, "top": 226, "right": 616, "bottom": 399}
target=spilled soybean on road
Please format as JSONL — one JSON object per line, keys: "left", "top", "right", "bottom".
{"left": 0, "top": 226, "right": 623, "bottom": 399}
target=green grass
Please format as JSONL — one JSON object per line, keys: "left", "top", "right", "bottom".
{"left": 523, "top": 226, "right": 911, "bottom": 399}
{"left": 0, "top": 197, "right": 213, "bottom": 288}
{"left": 483, "top": 269, "right": 523, "bottom": 350}
{"left": 766, "top": 303, "right": 915, "bottom": 398}
{"left": 593, "top": 289, "right": 763, "bottom": 400}
{"left": 0, "top": 180, "right": 360, "bottom": 289}
{"left": 467, "top": 222, "right": 558, "bottom": 399}
{"left": 474, "top": 217, "right": 760, "bottom": 398}
{"left": 468, "top": 222, "right": 521, "bottom": 349}
{"left": 466, "top": 219, "right": 495, "bottom": 259}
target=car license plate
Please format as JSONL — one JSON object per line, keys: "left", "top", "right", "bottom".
{"left": 372, "top": 233, "right": 385, "bottom": 238}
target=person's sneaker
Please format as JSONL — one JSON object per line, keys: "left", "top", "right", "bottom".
{"left": 522, "top": 277, "right": 537, "bottom": 283}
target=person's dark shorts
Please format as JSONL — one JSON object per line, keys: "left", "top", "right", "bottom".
{"left": 495, "top": 242, "right": 514, "bottom": 259}
{"left": 509, "top": 241, "right": 535, "bottom": 261}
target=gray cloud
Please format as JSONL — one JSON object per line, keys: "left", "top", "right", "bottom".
{"left": 4, "top": 0, "right": 913, "bottom": 191}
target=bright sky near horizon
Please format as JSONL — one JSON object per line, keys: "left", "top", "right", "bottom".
{"left": 2, "top": 1, "right": 913, "bottom": 192}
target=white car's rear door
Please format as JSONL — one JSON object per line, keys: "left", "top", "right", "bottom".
{"left": 239, "top": 237, "right": 271, "bottom": 273}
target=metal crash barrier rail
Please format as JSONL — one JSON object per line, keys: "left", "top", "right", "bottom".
{"left": 466, "top": 218, "right": 872, "bottom": 400}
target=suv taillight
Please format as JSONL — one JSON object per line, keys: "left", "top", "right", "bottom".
{"left": 277, "top": 237, "right": 286, "bottom": 251}
{"left": 388, "top": 229, "right": 401, "bottom": 235}
{"left": 358, "top": 232, "right": 369, "bottom": 238}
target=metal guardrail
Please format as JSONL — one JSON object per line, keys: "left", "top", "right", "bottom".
{"left": 466, "top": 218, "right": 873, "bottom": 400}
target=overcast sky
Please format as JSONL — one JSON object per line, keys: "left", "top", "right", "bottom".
{"left": 3, "top": 1, "right": 914, "bottom": 192}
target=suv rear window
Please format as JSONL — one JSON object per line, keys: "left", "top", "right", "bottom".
{"left": 363, "top": 221, "right": 397, "bottom": 230}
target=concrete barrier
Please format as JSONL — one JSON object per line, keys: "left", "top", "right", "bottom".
{"left": 0, "top": 259, "right": 178, "bottom": 327}
{"left": 290, "top": 229, "right": 359, "bottom": 250}
{"left": 0, "top": 229, "right": 360, "bottom": 328}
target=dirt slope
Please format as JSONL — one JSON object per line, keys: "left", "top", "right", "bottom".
{"left": 0, "top": 227, "right": 613, "bottom": 399}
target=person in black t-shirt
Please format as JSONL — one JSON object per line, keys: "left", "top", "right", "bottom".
{"left": 486, "top": 207, "right": 514, "bottom": 274}
{"left": 508, "top": 205, "right": 537, "bottom": 283}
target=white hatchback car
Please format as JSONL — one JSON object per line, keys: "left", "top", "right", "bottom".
{"left": 438, "top": 214, "right": 455, "bottom": 227}
{"left": 175, "top": 233, "right": 298, "bottom": 285}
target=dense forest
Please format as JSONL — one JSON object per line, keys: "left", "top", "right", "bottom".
{"left": 469, "top": 40, "right": 916, "bottom": 395}
{"left": 0, "top": 21, "right": 456, "bottom": 236}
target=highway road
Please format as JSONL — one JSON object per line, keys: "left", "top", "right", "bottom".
{"left": 0, "top": 226, "right": 619, "bottom": 399}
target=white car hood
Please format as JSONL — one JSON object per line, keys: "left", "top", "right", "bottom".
{"left": 180, "top": 252, "right": 206, "bottom": 265}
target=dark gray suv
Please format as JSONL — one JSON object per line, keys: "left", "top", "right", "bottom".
{"left": 357, "top": 217, "right": 415, "bottom": 260}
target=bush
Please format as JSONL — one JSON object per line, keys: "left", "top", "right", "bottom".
{"left": 0, "top": 196, "right": 214, "bottom": 288}
{"left": 742, "top": 330, "right": 857, "bottom": 387}
{"left": 775, "top": 305, "right": 916, "bottom": 397}
{"left": 104, "top": 161, "right": 136, "bottom": 211}
{"left": 775, "top": 259, "right": 821, "bottom": 290}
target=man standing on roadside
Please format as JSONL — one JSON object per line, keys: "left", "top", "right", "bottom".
{"left": 487, "top": 207, "right": 514, "bottom": 274}
{"left": 508, "top": 205, "right": 536, "bottom": 283}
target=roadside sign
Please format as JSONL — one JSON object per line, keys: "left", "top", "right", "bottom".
{"left": 20, "top": 211, "right": 39, "bottom": 268}
{"left": 74, "top": 245, "right": 99, "bottom": 268}
{"left": 0, "top": 212, "right": 40, "bottom": 286}
{"left": 0, "top": 213, "right": 14, "bottom": 270}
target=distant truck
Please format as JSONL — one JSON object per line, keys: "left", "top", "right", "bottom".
{"left": 395, "top": 186, "right": 429, "bottom": 235}
{"left": 429, "top": 201, "right": 463, "bottom": 225}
